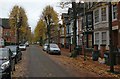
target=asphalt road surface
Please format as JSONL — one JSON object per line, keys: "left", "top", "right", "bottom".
{"left": 26, "top": 45, "right": 75, "bottom": 77}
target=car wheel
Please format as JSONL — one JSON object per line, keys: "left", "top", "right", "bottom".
{"left": 12, "top": 59, "right": 15, "bottom": 71}
{"left": 58, "top": 52, "right": 61, "bottom": 55}
{"left": 47, "top": 52, "right": 50, "bottom": 54}
{"left": 15, "top": 58, "right": 18, "bottom": 64}
{"left": 20, "top": 56, "right": 22, "bottom": 60}
{"left": 13, "top": 63, "right": 15, "bottom": 71}
{"left": 14, "top": 67, "right": 15, "bottom": 71}
{"left": 7, "top": 68, "right": 11, "bottom": 79}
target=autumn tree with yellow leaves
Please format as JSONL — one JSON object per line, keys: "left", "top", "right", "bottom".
{"left": 34, "top": 19, "right": 46, "bottom": 44}
{"left": 34, "top": 5, "right": 59, "bottom": 44}
{"left": 9, "top": 5, "right": 31, "bottom": 43}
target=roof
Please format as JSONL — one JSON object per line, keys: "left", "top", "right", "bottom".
{"left": 2, "top": 18, "right": 10, "bottom": 29}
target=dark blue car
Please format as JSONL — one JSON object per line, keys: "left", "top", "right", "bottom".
{"left": 0, "top": 48, "right": 15, "bottom": 79}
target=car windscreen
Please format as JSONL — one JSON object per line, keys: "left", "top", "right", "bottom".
{"left": 0, "top": 48, "right": 9, "bottom": 60}
{"left": 20, "top": 44, "right": 24, "bottom": 46}
{"left": 50, "top": 44, "right": 58, "bottom": 48}
{"left": 44, "top": 44, "right": 48, "bottom": 46}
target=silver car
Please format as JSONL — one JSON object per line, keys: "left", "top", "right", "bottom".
{"left": 47, "top": 44, "right": 61, "bottom": 55}
{"left": 43, "top": 43, "right": 48, "bottom": 51}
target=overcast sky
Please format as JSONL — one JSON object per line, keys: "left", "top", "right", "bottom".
{"left": 0, "top": 0, "right": 70, "bottom": 32}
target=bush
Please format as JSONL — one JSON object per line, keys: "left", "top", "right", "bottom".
{"left": 5, "top": 42, "right": 17, "bottom": 46}
{"left": 70, "top": 50, "right": 77, "bottom": 58}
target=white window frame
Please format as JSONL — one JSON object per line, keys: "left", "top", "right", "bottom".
{"left": 94, "top": 9, "right": 100, "bottom": 24}
{"left": 101, "top": 7, "right": 107, "bottom": 22}
{"left": 101, "top": 32, "right": 107, "bottom": 45}
{"left": 95, "top": 32, "right": 99, "bottom": 45}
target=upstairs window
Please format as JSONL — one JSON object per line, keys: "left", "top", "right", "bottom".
{"left": 101, "top": 7, "right": 107, "bottom": 21}
{"left": 94, "top": 9, "right": 99, "bottom": 23}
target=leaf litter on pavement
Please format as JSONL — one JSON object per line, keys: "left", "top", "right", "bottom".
{"left": 49, "top": 55, "right": 120, "bottom": 78}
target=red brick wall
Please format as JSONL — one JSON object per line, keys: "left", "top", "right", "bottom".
{"left": 112, "top": 2, "right": 120, "bottom": 47}
{"left": 3, "top": 28, "right": 16, "bottom": 43}
{"left": 10, "top": 29, "right": 16, "bottom": 43}
{"left": 118, "top": 2, "right": 120, "bottom": 47}
{"left": 112, "top": 20, "right": 118, "bottom": 26}
{"left": 3, "top": 29, "right": 10, "bottom": 42}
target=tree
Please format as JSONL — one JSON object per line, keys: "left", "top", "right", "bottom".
{"left": 42, "top": 5, "right": 59, "bottom": 25}
{"left": 34, "top": 19, "right": 46, "bottom": 44}
{"left": 34, "top": 5, "right": 59, "bottom": 44}
{"left": 9, "top": 5, "right": 29, "bottom": 43}
{"left": 42, "top": 5, "right": 59, "bottom": 43}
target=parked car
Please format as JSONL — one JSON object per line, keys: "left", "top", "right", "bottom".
{"left": 46, "top": 44, "right": 61, "bottom": 55}
{"left": 25, "top": 42, "right": 29, "bottom": 47}
{"left": 43, "top": 43, "right": 48, "bottom": 51}
{"left": 19, "top": 44, "right": 26, "bottom": 51}
{"left": 0, "top": 48, "right": 15, "bottom": 79}
{"left": 6, "top": 45, "right": 22, "bottom": 64}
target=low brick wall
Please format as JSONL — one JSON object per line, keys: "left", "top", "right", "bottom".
{"left": 85, "top": 48, "right": 94, "bottom": 57}
{"left": 79, "top": 48, "right": 93, "bottom": 57}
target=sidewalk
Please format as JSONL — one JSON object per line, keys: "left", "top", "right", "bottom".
{"left": 60, "top": 48, "right": 120, "bottom": 78}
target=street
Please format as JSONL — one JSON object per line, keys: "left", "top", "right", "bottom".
{"left": 1, "top": 1, "right": 120, "bottom": 79}
{"left": 12, "top": 45, "right": 100, "bottom": 78}
{"left": 27, "top": 45, "right": 74, "bottom": 77}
